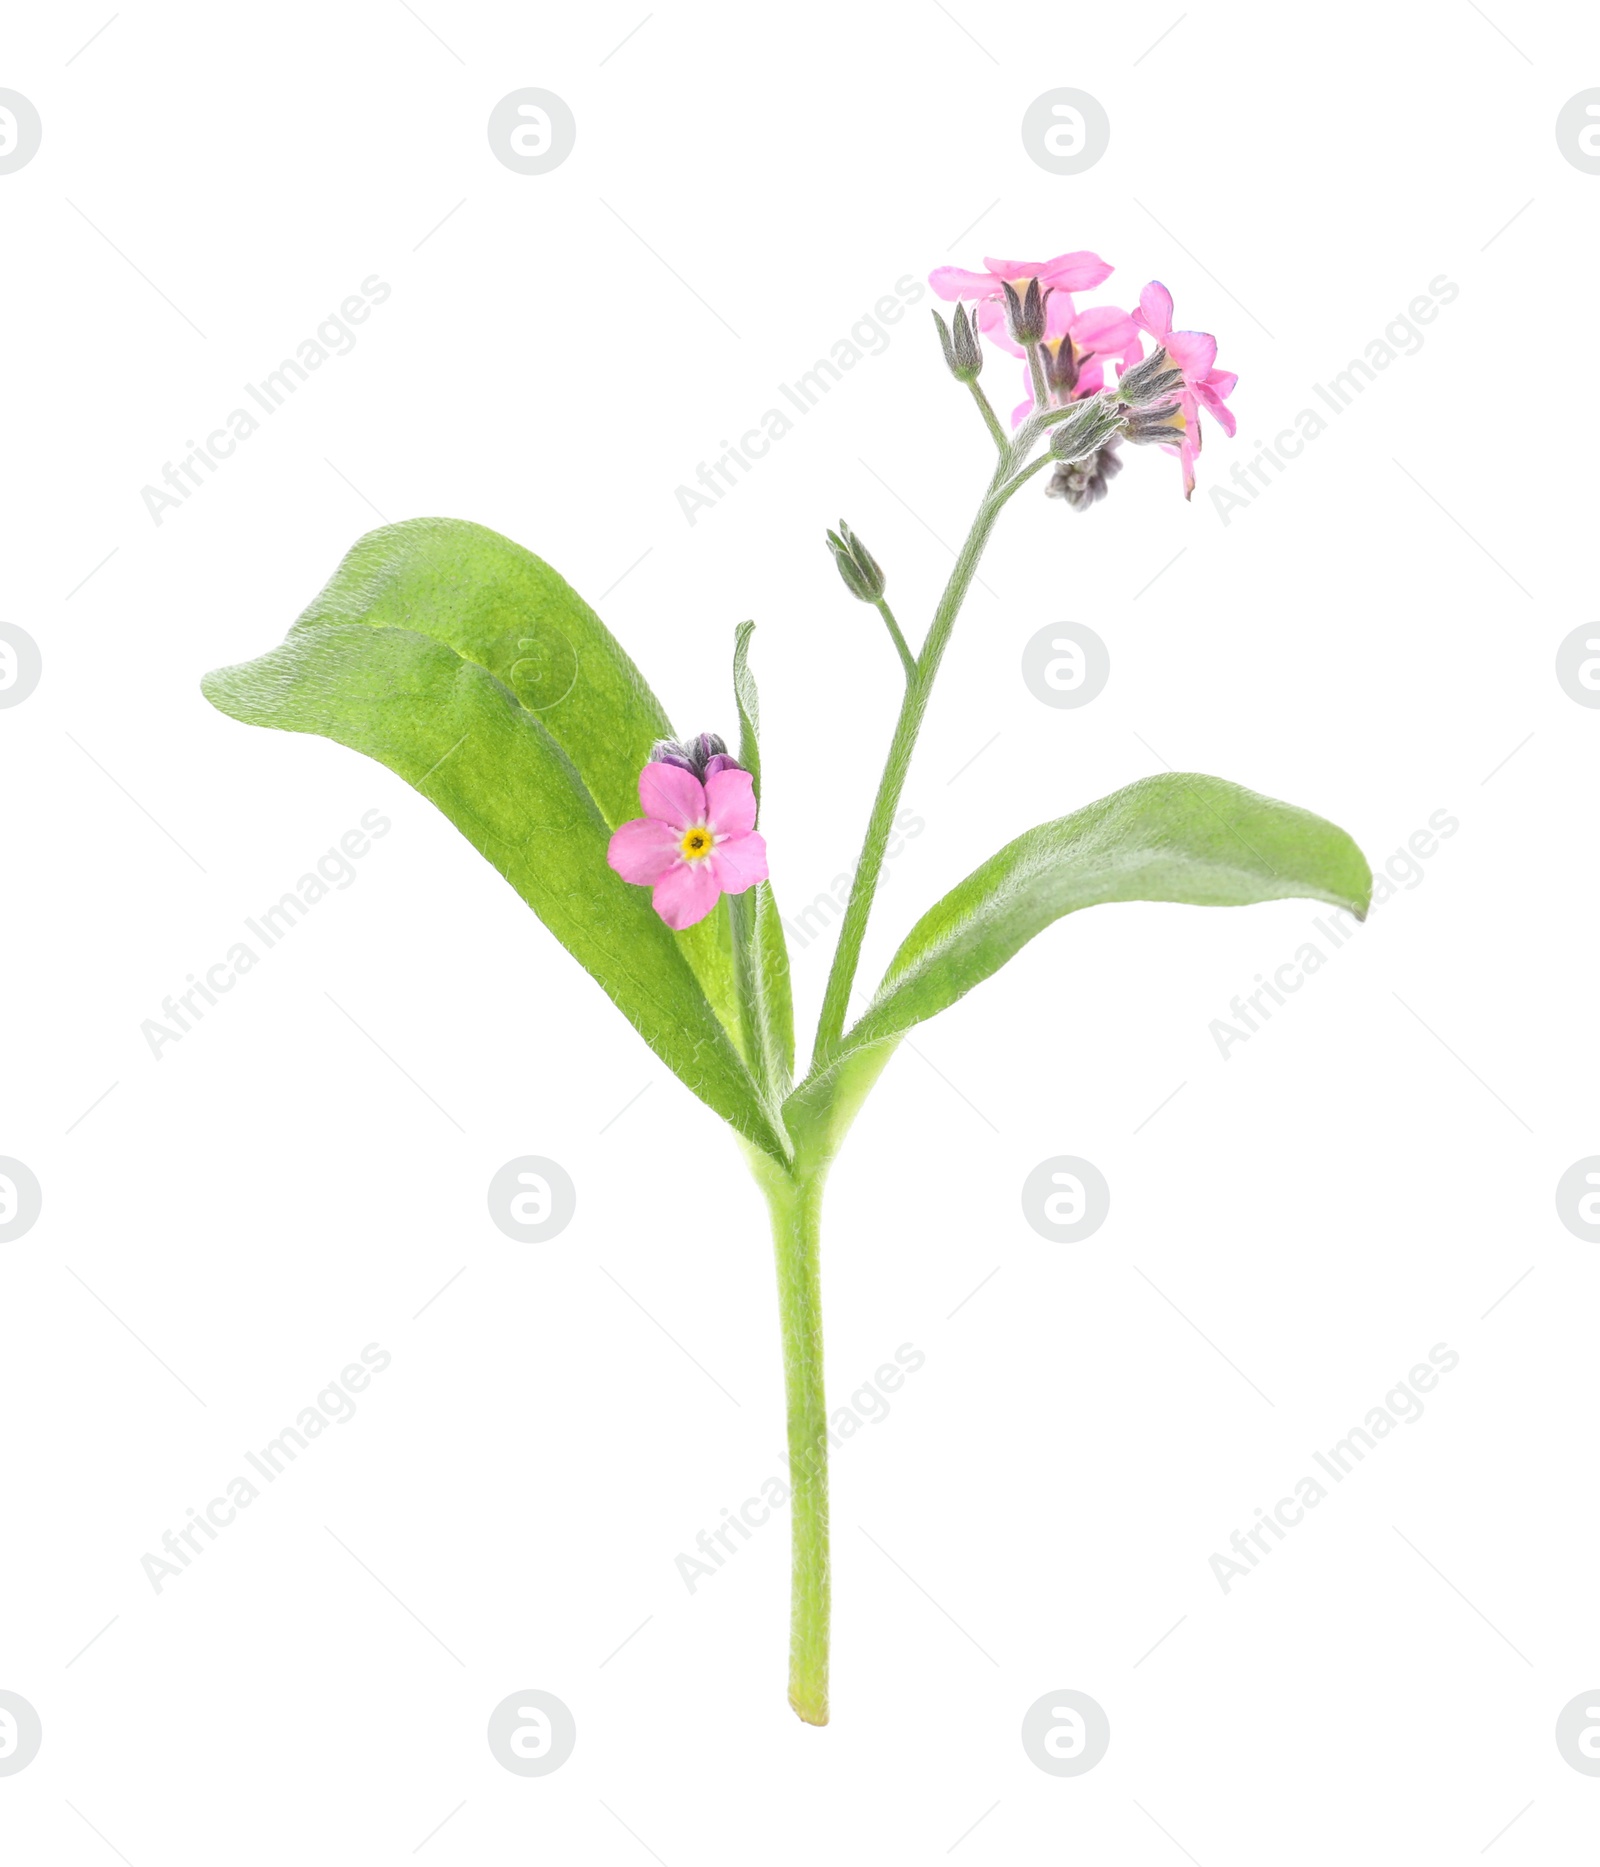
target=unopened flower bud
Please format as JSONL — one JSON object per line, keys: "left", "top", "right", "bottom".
{"left": 932, "top": 304, "right": 983, "bottom": 381}
{"left": 1115, "top": 346, "right": 1185, "bottom": 408}
{"left": 1121, "top": 403, "right": 1189, "bottom": 446}
{"left": 1047, "top": 394, "right": 1123, "bottom": 464}
{"left": 825, "top": 522, "right": 886, "bottom": 603}
{"left": 1041, "top": 338, "right": 1084, "bottom": 399}
{"left": 650, "top": 732, "right": 739, "bottom": 779}
{"left": 1000, "top": 277, "right": 1049, "bottom": 346}
{"left": 1046, "top": 445, "right": 1123, "bottom": 511}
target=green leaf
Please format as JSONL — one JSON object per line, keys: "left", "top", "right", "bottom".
{"left": 784, "top": 772, "right": 1371, "bottom": 1157}
{"left": 273, "top": 518, "right": 740, "bottom": 1042}
{"left": 727, "top": 621, "right": 795, "bottom": 1097}
{"left": 730, "top": 619, "right": 764, "bottom": 797}
{"left": 202, "top": 620, "right": 789, "bottom": 1163}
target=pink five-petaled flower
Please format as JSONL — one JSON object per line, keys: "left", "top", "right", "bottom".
{"left": 1127, "top": 281, "right": 1238, "bottom": 498}
{"left": 929, "top": 251, "right": 1113, "bottom": 346}
{"left": 607, "top": 761, "right": 768, "bottom": 931}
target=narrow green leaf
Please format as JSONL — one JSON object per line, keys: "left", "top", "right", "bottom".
{"left": 785, "top": 772, "right": 1370, "bottom": 1153}
{"left": 280, "top": 517, "right": 739, "bottom": 1041}
{"left": 202, "top": 621, "right": 789, "bottom": 1163}
{"left": 727, "top": 621, "right": 795, "bottom": 1094}
{"left": 731, "top": 619, "right": 763, "bottom": 795}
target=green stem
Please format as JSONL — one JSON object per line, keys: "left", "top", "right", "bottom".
{"left": 811, "top": 448, "right": 1038, "bottom": 1067}
{"left": 874, "top": 597, "right": 917, "bottom": 683}
{"left": 763, "top": 383, "right": 1058, "bottom": 1719}
{"left": 966, "top": 379, "right": 1009, "bottom": 453}
{"left": 758, "top": 1158, "right": 831, "bottom": 1724}
{"left": 1025, "top": 342, "right": 1050, "bottom": 410}
{"left": 998, "top": 452, "right": 1054, "bottom": 499}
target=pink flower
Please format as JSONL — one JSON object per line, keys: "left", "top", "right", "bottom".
{"left": 1008, "top": 295, "right": 1144, "bottom": 427}
{"left": 930, "top": 251, "right": 1113, "bottom": 306}
{"left": 1127, "top": 281, "right": 1238, "bottom": 497}
{"left": 930, "top": 254, "right": 1116, "bottom": 354}
{"left": 607, "top": 760, "right": 768, "bottom": 931}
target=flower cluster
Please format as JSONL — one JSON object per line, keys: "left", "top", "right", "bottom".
{"left": 929, "top": 252, "right": 1236, "bottom": 501}
{"left": 611, "top": 246, "right": 1238, "bottom": 931}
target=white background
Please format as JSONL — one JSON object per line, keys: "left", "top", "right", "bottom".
{"left": 3, "top": 1, "right": 1596, "bottom": 1859}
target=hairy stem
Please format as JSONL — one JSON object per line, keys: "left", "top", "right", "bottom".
{"left": 811, "top": 445, "right": 1040, "bottom": 1067}
{"left": 966, "top": 379, "right": 1009, "bottom": 452}
{"left": 874, "top": 598, "right": 918, "bottom": 683}
{"left": 760, "top": 1161, "right": 830, "bottom": 1724}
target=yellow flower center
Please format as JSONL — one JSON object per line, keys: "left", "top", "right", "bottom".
{"left": 680, "top": 825, "right": 714, "bottom": 861}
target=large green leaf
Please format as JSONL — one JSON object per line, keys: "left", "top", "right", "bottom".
{"left": 202, "top": 621, "right": 788, "bottom": 1162}
{"left": 784, "top": 772, "right": 1371, "bottom": 1157}
{"left": 290, "top": 518, "right": 659, "bottom": 824}
{"left": 726, "top": 621, "right": 795, "bottom": 1097}
{"left": 277, "top": 518, "right": 740, "bottom": 1043}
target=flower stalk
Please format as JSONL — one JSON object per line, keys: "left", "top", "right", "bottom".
{"left": 811, "top": 432, "right": 1035, "bottom": 1066}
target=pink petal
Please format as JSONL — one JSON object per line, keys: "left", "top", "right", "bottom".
{"left": 979, "top": 255, "right": 1054, "bottom": 280}
{"left": 709, "top": 831, "right": 767, "bottom": 894}
{"left": 1134, "top": 280, "right": 1175, "bottom": 339}
{"left": 981, "top": 253, "right": 1112, "bottom": 293}
{"left": 638, "top": 761, "right": 703, "bottom": 831}
{"left": 1198, "top": 376, "right": 1237, "bottom": 436}
{"left": 1165, "top": 328, "right": 1217, "bottom": 379}
{"left": 1041, "top": 297, "right": 1079, "bottom": 341}
{"left": 1174, "top": 401, "right": 1202, "bottom": 498}
{"left": 1035, "top": 250, "right": 1114, "bottom": 292}
{"left": 1206, "top": 367, "right": 1239, "bottom": 400}
{"left": 702, "top": 752, "right": 739, "bottom": 778}
{"left": 1069, "top": 304, "right": 1142, "bottom": 356}
{"left": 1009, "top": 391, "right": 1032, "bottom": 428}
{"left": 929, "top": 265, "right": 1001, "bottom": 301}
{"left": 608, "top": 817, "right": 680, "bottom": 885}
{"left": 652, "top": 861, "right": 722, "bottom": 930}
{"left": 704, "top": 767, "right": 757, "bottom": 838}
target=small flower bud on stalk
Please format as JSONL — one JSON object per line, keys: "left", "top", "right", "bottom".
{"left": 1121, "top": 403, "right": 1189, "bottom": 446}
{"left": 1000, "top": 277, "right": 1049, "bottom": 346}
{"left": 932, "top": 304, "right": 983, "bottom": 381}
{"left": 1047, "top": 394, "right": 1124, "bottom": 465}
{"left": 1041, "top": 339, "right": 1086, "bottom": 399}
{"left": 825, "top": 522, "right": 886, "bottom": 603}
{"left": 1114, "top": 345, "right": 1185, "bottom": 409}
